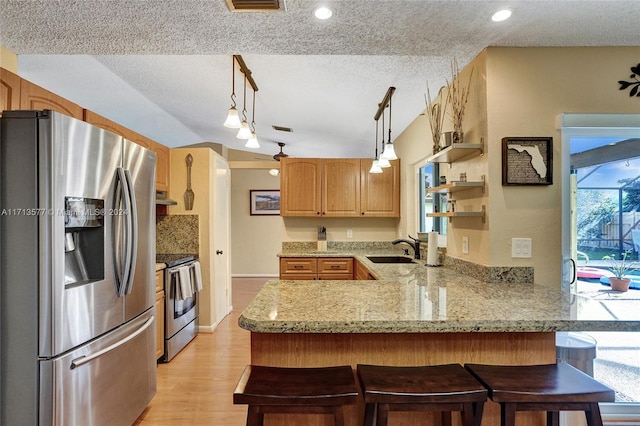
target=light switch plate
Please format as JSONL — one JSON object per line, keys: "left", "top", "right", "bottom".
{"left": 346, "top": 229, "right": 353, "bottom": 238}
{"left": 462, "top": 236, "right": 469, "bottom": 254}
{"left": 512, "top": 238, "right": 532, "bottom": 258}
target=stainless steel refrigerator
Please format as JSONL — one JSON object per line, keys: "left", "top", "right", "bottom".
{"left": 0, "top": 110, "right": 157, "bottom": 425}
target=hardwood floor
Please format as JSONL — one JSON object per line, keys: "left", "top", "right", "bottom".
{"left": 134, "top": 277, "right": 266, "bottom": 425}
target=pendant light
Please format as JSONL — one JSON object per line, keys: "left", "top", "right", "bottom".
{"left": 378, "top": 106, "right": 391, "bottom": 168}
{"left": 369, "top": 117, "right": 383, "bottom": 174}
{"left": 236, "top": 75, "right": 252, "bottom": 139}
{"left": 223, "top": 56, "right": 241, "bottom": 128}
{"left": 380, "top": 92, "right": 398, "bottom": 161}
{"left": 245, "top": 87, "right": 260, "bottom": 149}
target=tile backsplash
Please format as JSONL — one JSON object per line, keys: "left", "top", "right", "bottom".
{"left": 156, "top": 215, "right": 199, "bottom": 255}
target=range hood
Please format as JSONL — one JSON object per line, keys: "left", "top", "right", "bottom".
{"left": 156, "top": 190, "right": 177, "bottom": 206}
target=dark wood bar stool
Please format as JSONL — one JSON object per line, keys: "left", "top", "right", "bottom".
{"left": 233, "top": 365, "right": 358, "bottom": 426}
{"left": 356, "top": 363, "right": 488, "bottom": 426}
{"left": 465, "top": 363, "right": 615, "bottom": 426}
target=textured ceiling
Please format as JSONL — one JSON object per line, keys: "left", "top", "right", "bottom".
{"left": 1, "top": 0, "right": 639, "bottom": 159}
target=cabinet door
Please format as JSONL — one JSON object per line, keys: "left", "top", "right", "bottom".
{"left": 280, "top": 158, "right": 322, "bottom": 217}
{"left": 322, "top": 159, "right": 361, "bottom": 217}
{"left": 20, "top": 79, "right": 84, "bottom": 119}
{"left": 0, "top": 68, "right": 21, "bottom": 116}
{"left": 360, "top": 159, "right": 400, "bottom": 217}
{"left": 354, "top": 259, "right": 372, "bottom": 280}
{"left": 85, "top": 110, "right": 170, "bottom": 191}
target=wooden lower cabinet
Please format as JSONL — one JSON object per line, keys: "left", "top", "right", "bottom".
{"left": 354, "top": 258, "right": 375, "bottom": 280}
{"left": 280, "top": 257, "right": 354, "bottom": 280}
{"left": 154, "top": 270, "right": 165, "bottom": 361}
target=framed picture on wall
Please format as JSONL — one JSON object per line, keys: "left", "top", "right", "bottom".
{"left": 250, "top": 190, "right": 280, "bottom": 215}
{"left": 502, "top": 137, "right": 553, "bottom": 185}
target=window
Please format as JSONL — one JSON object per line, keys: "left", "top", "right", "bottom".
{"left": 419, "top": 163, "right": 446, "bottom": 234}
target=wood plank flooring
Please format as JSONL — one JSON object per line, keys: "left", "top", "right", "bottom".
{"left": 134, "top": 277, "right": 266, "bottom": 426}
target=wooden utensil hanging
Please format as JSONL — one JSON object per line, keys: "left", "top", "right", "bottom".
{"left": 184, "top": 153, "right": 194, "bottom": 210}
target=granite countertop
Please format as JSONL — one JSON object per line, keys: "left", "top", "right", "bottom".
{"left": 239, "top": 251, "right": 640, "bottom": 334}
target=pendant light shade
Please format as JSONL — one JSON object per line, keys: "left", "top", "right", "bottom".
{"left": 369, "top": 160, "right": 383, "bottom": 174}
{"left": 378, "top": 157, "right": 391, "bottom": 168}
{"left": 245, "top": 132, "right": 260, "bottom": 148}
{"left": 380, "top": 143, "right": 397, "bottom": 161}
{"left": 224, "top": 107, "right": 241, "bottom": 128}
{"left": 236, "top": 121, "right": 252, "bottom": 139}
{"left": 223, "top": 56, "right": 242, "bottom": 128}
{"left": 245, "top": 87, "right": 260, "bottom": 148}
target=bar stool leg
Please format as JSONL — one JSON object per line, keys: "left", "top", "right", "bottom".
{"left": 363, "top": 402, "right": 376, "bottom": 426}
{"left": 586, "top": 402, "right": 604, "bottom": 426}
{"left": 441, "top": 411, "right": 452, "bottom": 426}
{"left": 376, "top": 403, "right": 390, "bottom": 426}
{"left": 501, "top": 403, "right": 517, "bottom": 426}
{"left": 546, "top": 411, "right": 559, "bottom": 426}
{"left": 246, "top": 405, "right": 263, "bottom": 426}
{"left": 333, "top": 406, "right": 345, "bottom": 426}
{"left": 473, "top": 401, "right": 485, "bottom": 426}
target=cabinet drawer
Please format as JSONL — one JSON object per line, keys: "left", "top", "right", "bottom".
{"left": 280, "top": 258, "right": 318, "bottom": 275}
{"left": 318, "top": 273, "right": 354, "bottom": 280}
{"left": 317, "top": 258, "right": 353, "bottom": 275}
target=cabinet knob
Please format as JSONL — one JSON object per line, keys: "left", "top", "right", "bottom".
{"left": 216, "top": 250, "right": 223, "bottom": 255}
{"left": 362, "top": 212, "right": 365, "bottom": 215}
{"left": 317, "top": 212, "right": 320, "bottom": 215}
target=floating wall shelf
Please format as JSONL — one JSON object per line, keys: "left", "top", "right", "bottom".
{"left": 428, "top": 175, "right": 485, "bottom": 194}
{"left": 426, "top": 138, "right": 484, "bottom": 164}
{"left": 428, "top": 205, "right": 486, "bottom": 223}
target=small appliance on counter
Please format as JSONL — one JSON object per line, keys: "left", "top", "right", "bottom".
{"left": 156, "top": 254, "right": 201, "bottom": 362}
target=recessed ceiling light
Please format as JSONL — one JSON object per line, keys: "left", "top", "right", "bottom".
{"left": 314, "top": 6, "right": 333, "bottom": 20}
{"left": 491, "top": 9, "right": 512, "bottom": 22}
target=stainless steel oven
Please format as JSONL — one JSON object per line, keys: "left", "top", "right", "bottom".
{"left": 158, "top": 255, "right": 199, "bottom": 362}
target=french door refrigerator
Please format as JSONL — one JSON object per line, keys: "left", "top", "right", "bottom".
{"left": 0, "top": 110, "right": 157, "bottom": 425}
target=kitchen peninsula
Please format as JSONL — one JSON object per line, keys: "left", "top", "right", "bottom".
{"left": 238, "top": 249, "right": 640, "bottom": 426}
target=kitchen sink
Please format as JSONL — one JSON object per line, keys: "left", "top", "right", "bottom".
{"left": 366, "top": 256, "right": 416, "bottom": 264}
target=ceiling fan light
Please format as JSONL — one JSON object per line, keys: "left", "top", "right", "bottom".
{"left": 380, "top": 143, "right": 397, "bottom": 160}
{"left": 369, "top": 160, "right": 383, "bottom": 174}
{"left": 223, "top": 107, "right": 241, "bottom": 128}
{"left": 245, "top": 132, "right": 260, "bottom": 148}
{"left": 236, "top": 121, "right": 252, "bottom": 139}
{"left": 378, "top": 157, "right": 391, "bottom": 168}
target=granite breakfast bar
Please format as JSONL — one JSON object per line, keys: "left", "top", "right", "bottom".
{"left": 238, "top": 252, "right": 640, "bottom": 426}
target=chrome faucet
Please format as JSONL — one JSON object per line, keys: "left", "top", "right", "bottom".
{"left": 392, "top": 235, "right": 421, "bottom": 259}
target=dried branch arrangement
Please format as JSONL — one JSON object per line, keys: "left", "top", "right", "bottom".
{"left": 424, "top": 83, "right": 448, "bottom": 153}
{"left": 446, "top": 59, "right": 474, "bottom": 135}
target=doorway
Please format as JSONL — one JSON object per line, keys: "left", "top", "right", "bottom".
{"left": 560, "top": 113, "right": 640, "bottom": 420}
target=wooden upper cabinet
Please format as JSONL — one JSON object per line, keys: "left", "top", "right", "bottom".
{"left": 281, "top": 157, "right": 400, "bottom": 218}
{"left": 322, "top": 159, "right": 361, "bottom": 217}
{"left": 0, "top": 68, "right": 21, "bottom": 115}
{"left": 20, "top": 79, "right": 83, "bottom": 119}
{"left": 85, "top": 110, "right": 170, "bottom": 191}
{"left": 280, "top": 158, "right": 322, "bottom": 217}
{"left": 360, "top": 159, "right": 400, "bottom": 217}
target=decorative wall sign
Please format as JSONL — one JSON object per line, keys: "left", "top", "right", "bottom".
{"left": 250, "top": 190, "right": 280, "bottom": 215}
{"left": 502, "top": 137, "right": 553, "bottom": 186}
{"left": 618, "top": 63, "right": 640, "bottom": 97}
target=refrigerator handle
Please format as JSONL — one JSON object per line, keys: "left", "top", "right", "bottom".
{"left": 123, "top": 169, "right": 138, "bottom": 295}
{"left": 115, "top": 167, "right": 133, "bottom": 296}
{"left": 69, "top": 316, "right": 154, "bottom": 369}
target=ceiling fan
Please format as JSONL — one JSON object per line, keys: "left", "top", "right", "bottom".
{"left": 273, "top": 142, "right": 289, "bottom": 161}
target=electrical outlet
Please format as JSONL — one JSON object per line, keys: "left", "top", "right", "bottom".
{"left": 462, "top": 236, "right": 469, "bottom": 254}
{"left": 346, "top": 229, "right": 353, "bottom": 238}
{"left": 512, "top": 238, "right": 532, "bottom": 258}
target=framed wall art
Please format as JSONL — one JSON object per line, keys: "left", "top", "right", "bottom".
{"left": 502, "top": 137, "right": 553, "bottom": 186}
{"left": 250, "top": 190, "right": 280, "bottom": 215}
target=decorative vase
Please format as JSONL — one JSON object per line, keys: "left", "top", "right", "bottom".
{"left": 452, "top": 130, "right": 464, "bottom": 144}
{"left": 609, "top": 277, "right": 631, "bottom": 292}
